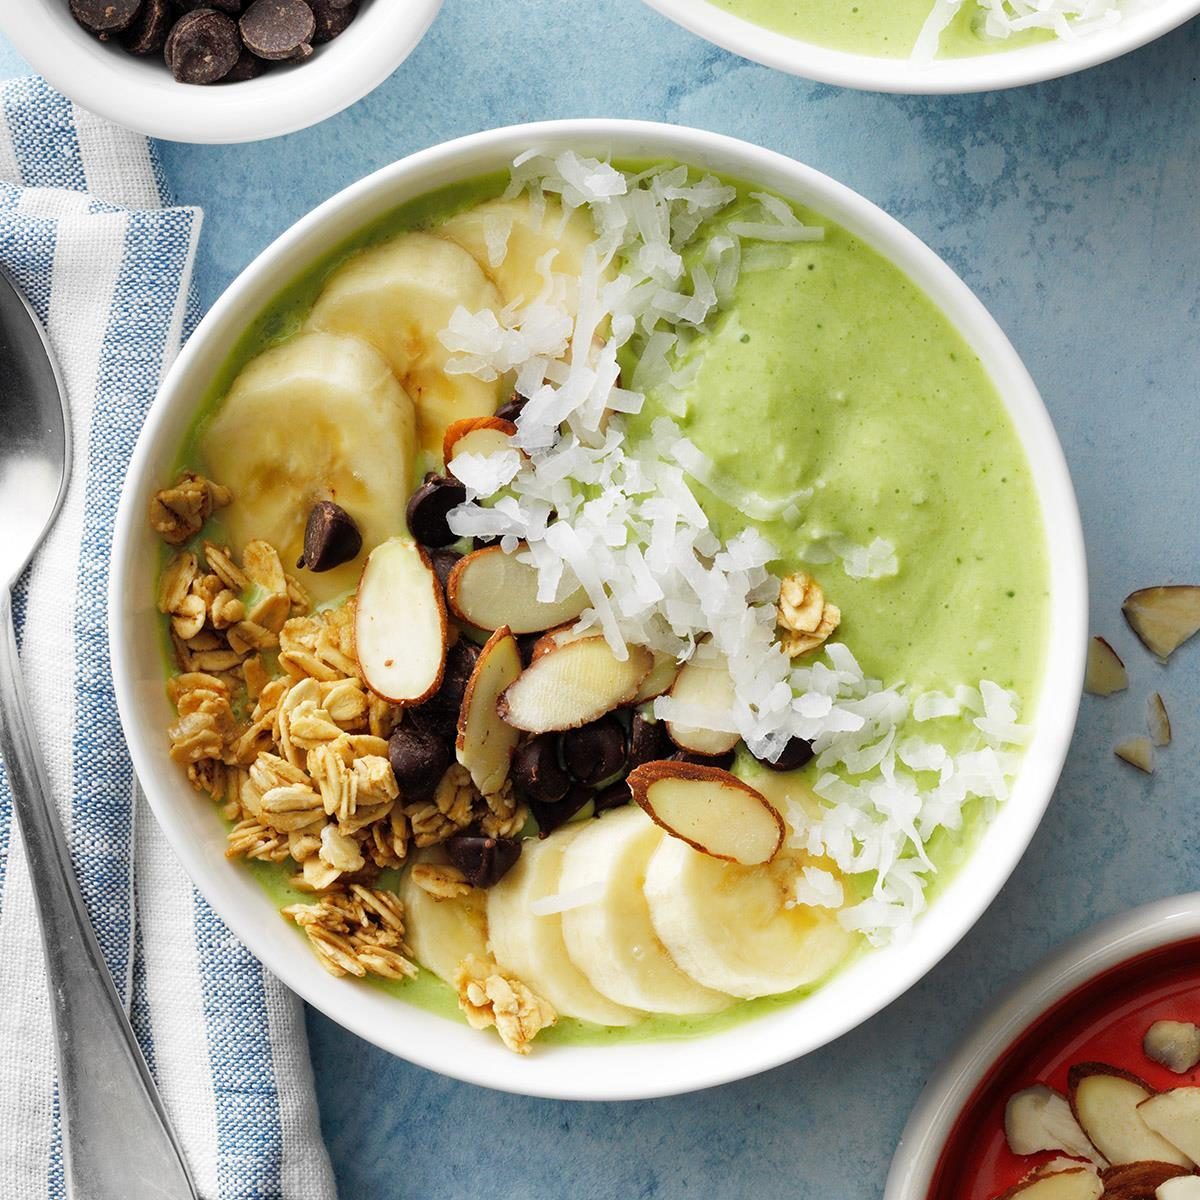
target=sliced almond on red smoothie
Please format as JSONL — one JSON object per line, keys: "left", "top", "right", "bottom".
{"left": 1005, "top": 1084, "right": 1105, "bottom": 1165}
{"left": 1085, "top": 636, "right": 1128, "bottom": 696}
{"left": 456, "top": 626, "right": 522, "bottom": 796}
{"left": 1147, "top": 693, "right": 1173, "bottom": 748}
{"left": 1068, "top": 1063, "right": 1193, "bottom": 1167}
{"left": 442, "top": 415, "right": 518, "bottom": 465}
{"left": 355, "top": 536, "right": 446, "bottom": 705}
{"left": 497, "top": 637, "right": 653, "bottom": 732}
{"left": 1100, "top": 1160, "right": 1193, "bottom": 1199}
{"left": 1137, "top": 1089, "right": 1200, "bottom": 1164}
{"left": 665, "top": 653, "right": 740, "bottom": 756}
{"left": 1123, "top": 587, "right": 1200, "bottom": 660}
{"left": 1115, "top": 737, "right": 1155, "bottom": 774}
{"left": 627, "top": 761, "right": 784, "bottom": 866}
{"left": 447, "top": 545, "right": 589, "bottom": 634}
{"left": 998, "top": 1167, "right": 1102, "bottom": 1200}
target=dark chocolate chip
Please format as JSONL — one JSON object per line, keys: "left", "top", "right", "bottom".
{"left": 511, "top": 734, "right": 570, "bottom": 805}
{"left": 494, "top": 393, "right": 526, "bottom": 424}
{"left": 594, "top": 781, "right": 631, "bottom": 814}
{"left": 628, "top": 712, "right": 672, "bottom": 770}
{"left": 221, "top": 46, "right": 268, "bottom": 79}
{"left": 164, "top": 8, "right": 241, "bottom": 83}
{"left": 757, "top": 736, "right": 814, "bottom": 773}
{"left": 122, "top": 0, "right": 171, "bottom": 53}
{"left": 309, "top": 0, "right": 356, "bottom": 41}
{"left": 445, "top": 835, "right": 522, "bottom": 889}
{"left": 71, "top": 0, "right": 143, "bottom": 34}
{"left": 428, "top": 548, "right": 461, "bottom": 596}
{"left": 423, "top": 639, "right": 480, "bottom": 716}
{"left": 672, "top": 748, "right": 736, "bottom": 771}
{"left": 530, "top": 783, "right": 591, "bottom": 838}
{"left": 562, "top": 716, "right": 627, "bottom": 785}
{"left": 284, "top": 40, "right": 313, "bottom": 60}
{"left": 239, "top": 0, "right": 315, "bottom": 59}
{"left": 406, "top": 475, "right": 467, "bottom": 549}
{"left": 297, "top": 500, "right": 361, "bottom": 572}
{"left": 405, "top": 703, "right": 458, "bottom": 743}
{"left": 387, "top": 723, "right": 452, "bottom": 802}
{"left": 174, "top": 0, "right": 241, "bottom": 12}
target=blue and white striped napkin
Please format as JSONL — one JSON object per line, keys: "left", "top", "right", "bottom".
{"left": 0, "top": 76, "right": 336, "bottom": 1200}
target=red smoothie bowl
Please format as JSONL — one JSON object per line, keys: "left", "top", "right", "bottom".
{"left": 886, "top": 896, "right": 1200, "bottom": 1199}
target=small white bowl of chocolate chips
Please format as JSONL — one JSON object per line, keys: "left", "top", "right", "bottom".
{"left": 0, "top": 0, "right": 443, "bottom": 143}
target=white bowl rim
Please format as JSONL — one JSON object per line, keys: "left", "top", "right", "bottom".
{"left": 640, "top": 0, "right": 1200, "bottom": 93}
{"left": 885, "top": 894, "right": 1200, "bottom": 1197}
{"left": 109, "top": 118, "right": 1087, "bottom": 1100}
{"left": 0, "top": 0, "right": 443, "bottom": 144}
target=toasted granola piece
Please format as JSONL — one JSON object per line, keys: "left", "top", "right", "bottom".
{"left": 283, "top": 885, "right": 415, "bottom": 980}
{"left": 410, "top": 861, "right": 471, "bottom": 900}
{"left": 454, "top": 954, "right": 556, "bottom": 1055}
{"left": 158, "top": 550, "right": 199, "bottom": 614}
{"left": 149, "top": 472, "right": 231, "bottom": 545}
{"left": 777, "top": 571, "right": 840, "bottom": 657}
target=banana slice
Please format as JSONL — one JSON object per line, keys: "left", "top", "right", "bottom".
{"left": 399, "top": 855, "right": 489, "bottom": 985}
{"left": 487, "top": 826, "right": 642, "bottom": 1026}
{"left": 560, "top": 807, "right": 732, "bottom": 1015}
{"left": 438, "top": 195, "right": 599, "bottom": 310}
{"left": 201, "top": 330, "right": 416, "bottom": 602}
{"left": 644, "top": 839, "right": 858, "bottom": 1000}
{"left": 305, "top": 232, "right": 507, "bottom": 458}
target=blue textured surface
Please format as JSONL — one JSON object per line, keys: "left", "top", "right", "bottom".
{"left": 5, "top": 4, "right": 1200, "bottom": 1195}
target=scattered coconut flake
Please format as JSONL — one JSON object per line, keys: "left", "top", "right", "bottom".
{"left": 788, "top": 867, "right": 845, "bottom": 910}
{"left": 529, "top": 881, "right": 606, "bottom": 917}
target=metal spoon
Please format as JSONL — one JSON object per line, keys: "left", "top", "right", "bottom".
{"left": 0, "top": 269, "right": 197, "bottom": 1199}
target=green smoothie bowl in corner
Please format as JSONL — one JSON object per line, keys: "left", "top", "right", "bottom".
{"left": 640, "top": 0, "right": 1200, "bottom": 92}
{"left": 109, "top": 120, "right": 1087, "bottom": 1099}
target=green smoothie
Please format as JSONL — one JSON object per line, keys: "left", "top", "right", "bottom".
{"left": 706, "top": 0, "right": 1050, "bottom": 59}
{"left": 171, "top": 164, "right": 1048, "bottom": 1048}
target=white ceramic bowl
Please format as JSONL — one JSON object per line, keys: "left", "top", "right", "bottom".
{"left": 0, "top": 0, "right": 442, "bottom": 144}
{"left": 886, "top": 894, "right": 1200, "bottom": 1197}
{"left": 641, "top": 0, "right": 1200, "bottom": 92}
{"left": 109, "top": 119, "right": 1087, "bottom": 1099}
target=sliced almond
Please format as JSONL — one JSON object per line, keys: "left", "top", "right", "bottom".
{"left": 999, "top": 1168, "right": 1103, "bottom": 1200}
{"left": 1123, "top": 587, "right": 1200, "bottom": 660}
{"left": 1148, "top": 693, "right": 1173, "bottom": 748}
{"left": 628, "top": 761, "right": 784, "bottom": 866}
{"left": 1068, "top": 1063, "right": 1192, "bottom": 1167}
{"left": 1157, "top": 1176, "right": 1200, "bottom": 1199}
{"left": 632, "top": 651, "right": 680, "bottom": 703}
{"left": 456, "top": 626, "right": 522, "bottom": 796}
{"left": 1144, "top": 1021, "right": 1200, "bottom": 1074}
{"left": 1085, "top": 636, "right": 1128, "bottom": 696}
{"left": 665, "top": 653, "right": 740, "bottom": 756}
{"left": 1100, "top": 1160, "right": 1193, "bottom": 1199}
{"left": 442, "top": 415, "right": 518, "bottom": 465}
{"left": 1005, "top": 1084, "right": 1106, "bottom": 1165}
{"left": 355, "top": 536, "right": 446, "bottom": 705}
{"left": 1137, "top": 1089, "right": 1200, "bottom": 1164}
{"left": 529, "top": 623, "right": 581, "bottom": 661}
{"left": 447, "top": 545, "right": 589, "bottom": 635}
{"left": 497, "top": 637, "right": 653, "bottom": 732}
{"left": 1115, "top": 737, "right": 1155, "bottom": 774}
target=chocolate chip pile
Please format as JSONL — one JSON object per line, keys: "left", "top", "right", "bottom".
{"left": 68, "top": 0, "right": 361, "bottom": 85}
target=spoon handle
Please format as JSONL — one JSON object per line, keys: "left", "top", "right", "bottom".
{"left": 0, "top": 589, "right": 197, "bottom": 1200}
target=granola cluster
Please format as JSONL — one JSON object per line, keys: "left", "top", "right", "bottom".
{"left": 777, "top": 570, "right": 841, "bottom": 657}
{"left": 282, "top": 884, "right": 416, "bottom": 981}
{"left": 454, "top": 954, "right": 557, "bottom": 1055}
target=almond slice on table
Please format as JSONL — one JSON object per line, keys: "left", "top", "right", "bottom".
{"left": 998, "top": 1166, "right": 1103, "bottom": 1199}
{"left": 442, "top": 415, "right": 518, "bottom": 464}
{"left": 355, "top": 536, "right": 446, "bottom": 705}
{"left": 627, "top": 761, "right": 785, "bottom": 866}
{"left": 1100, "top": 1160, "right": 1194, "bottom": 1199}
{"left": 1144, "top": 1021, "right": 1200, "bottom": 1074}
{"left": 1123, "top": 587, "right": 1200, "bottom": 660}
{"left": 456, "top": 626, "right": 522, "bottom": 796}
{"left": 497, "top": 637, "right": 653, "bottom": 733}
{"left": 1005, "top": 1084, "right": 1106, "bottom": 1165}
{"left": 1068, "top": 1063, "right": 1193, "bottom": 1167}
{"left": 665, "top": 653, "right": 740, "bottom": 756}
{"left": 447, "top": 545, "right": 589, "bottom": 635}
{"left": 1147, "top": 694, "right": 1173, "bottom": 748}
{"left": 1085, "top": 636, "right": 1128, "bottom": 696}
{"left": 1115, "top": 737, "right": 1155, "bottom": 774}
{"left": 1138, "top": 1089, "right": 1200, "bottom": 1163}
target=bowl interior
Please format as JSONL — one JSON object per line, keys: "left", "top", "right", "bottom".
{"left": 640, "top": 0, "right": 1200, "bottom": 92}
{"left": 1, "top": 0, "right": 443, "bottom": 143}
{"left": 110, "top": 120, "right": 1087, "bottom": 1099}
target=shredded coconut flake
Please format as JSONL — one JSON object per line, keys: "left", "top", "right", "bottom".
{"left": 529, "top": 881, "right": 606, "bottom": 916}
